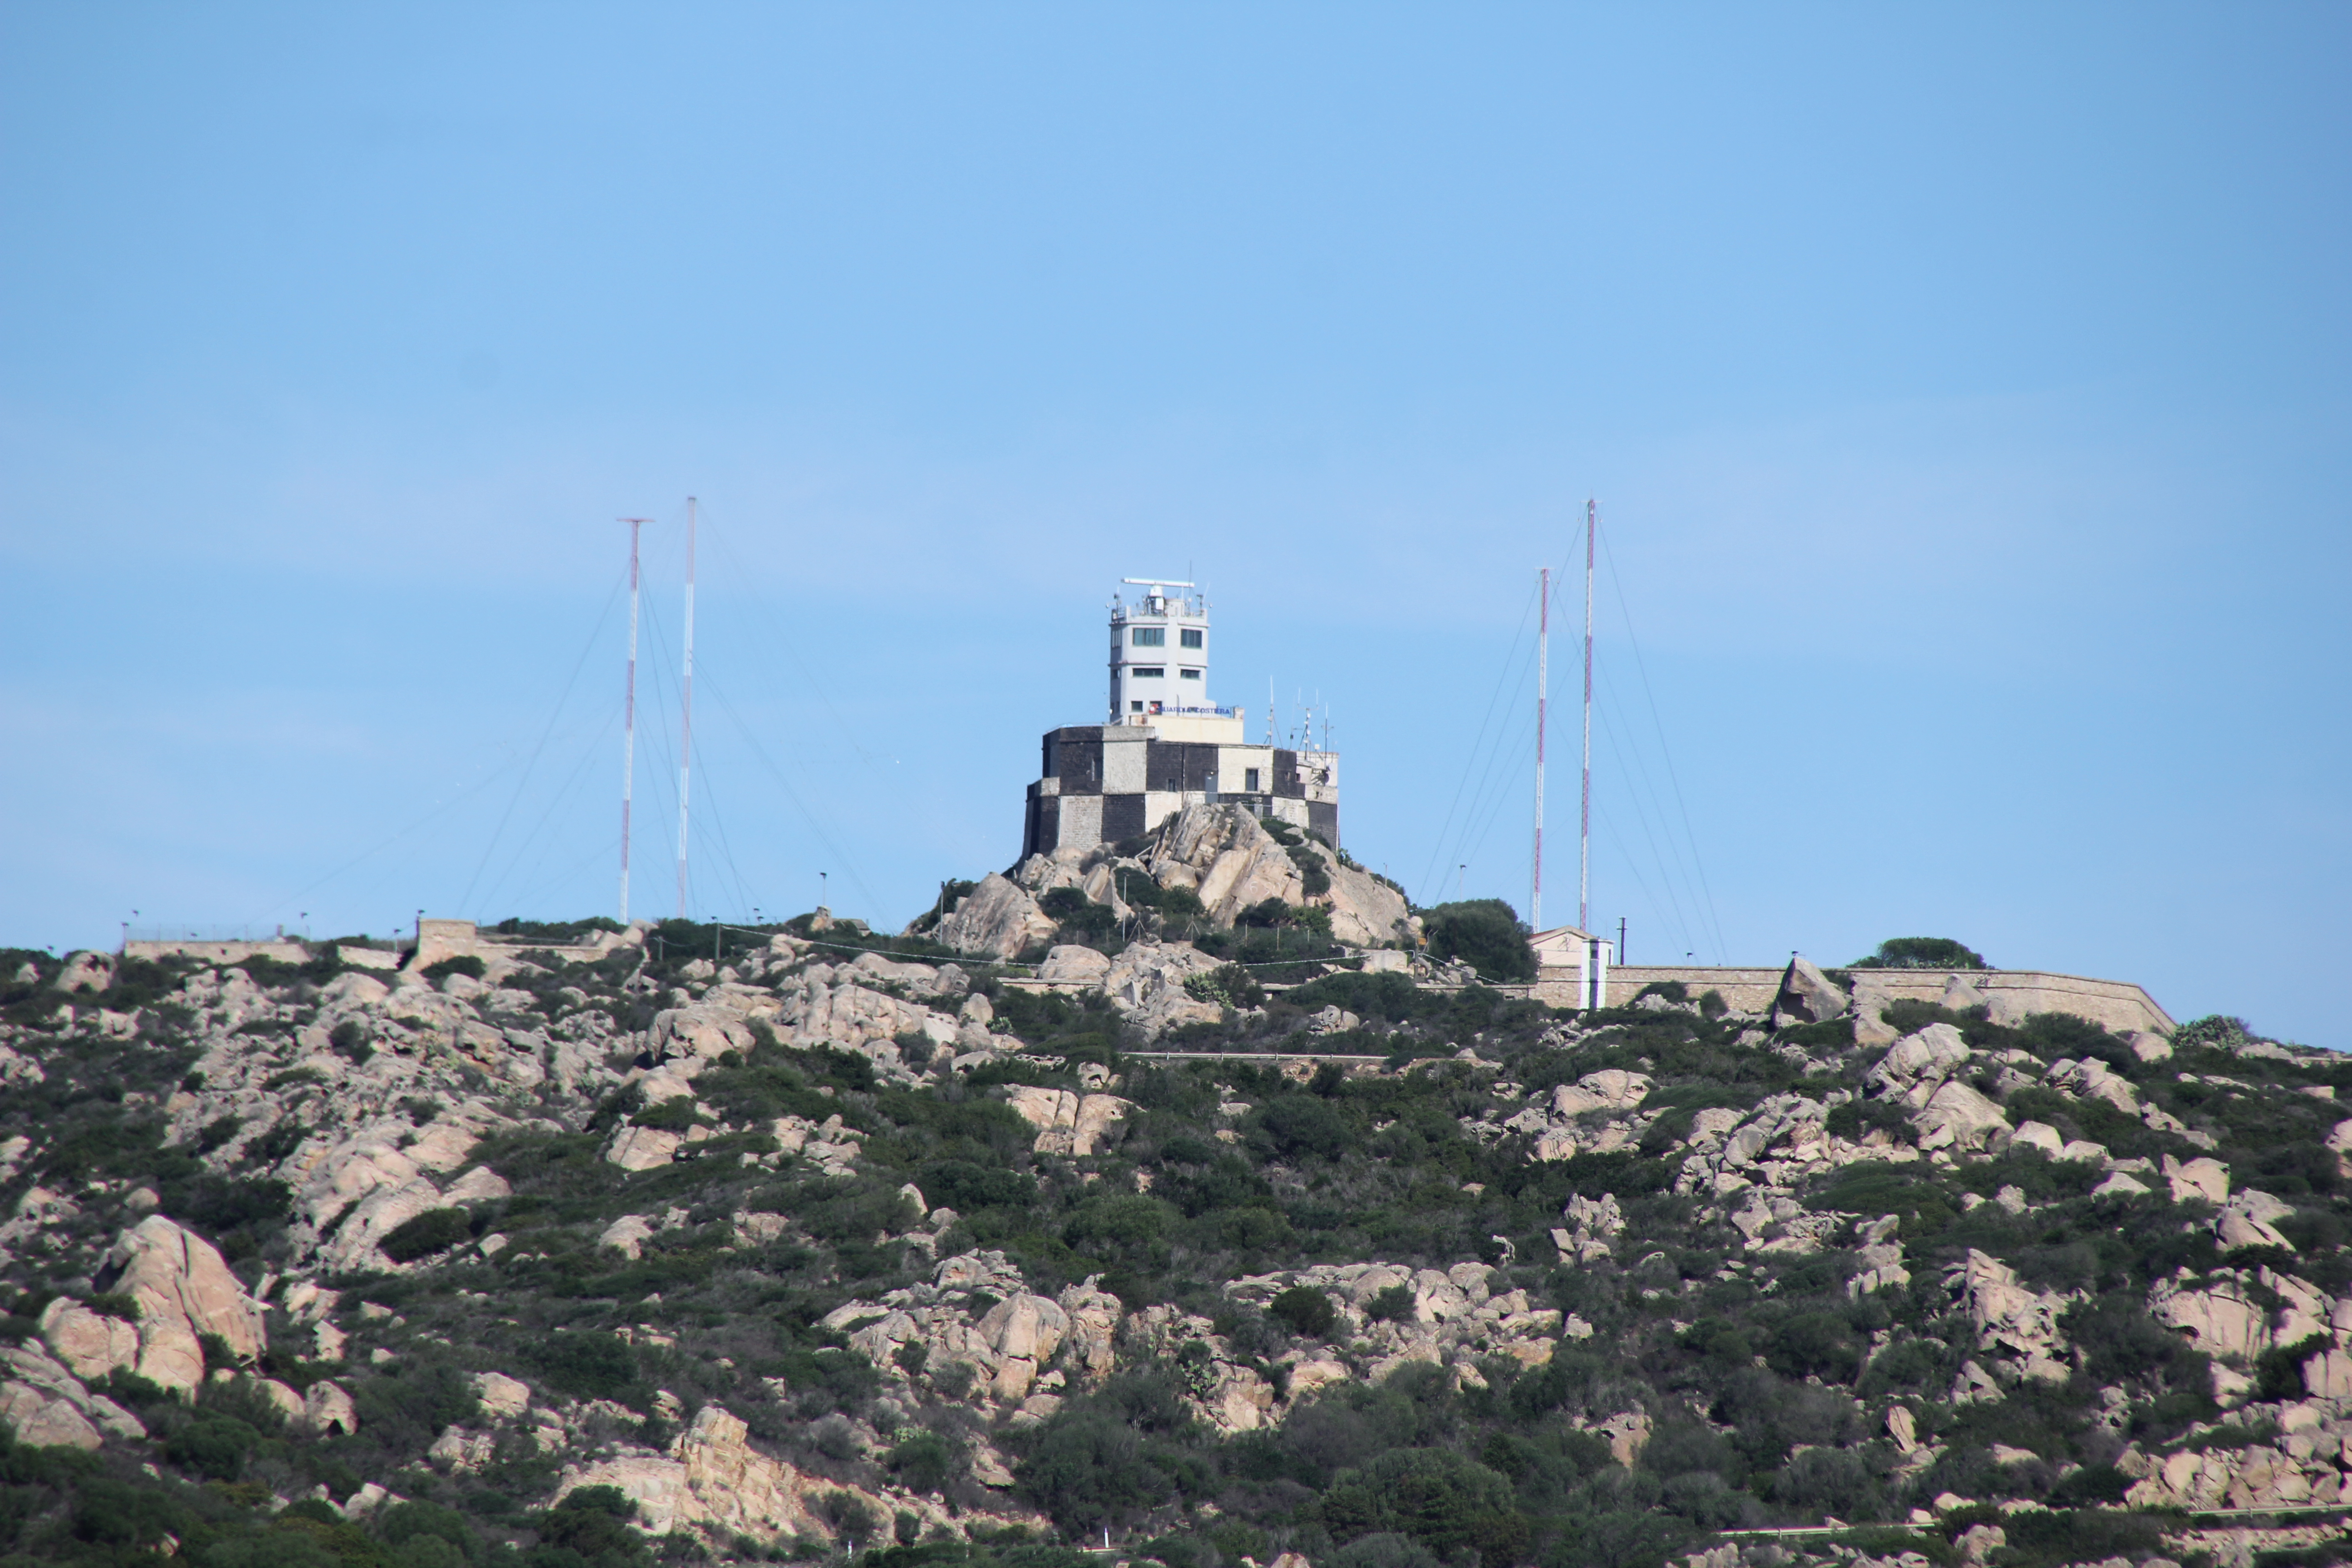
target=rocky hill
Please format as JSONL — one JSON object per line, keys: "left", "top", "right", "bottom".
{"left": 0, "top": 808, "right": 2347, "bottom": 1568}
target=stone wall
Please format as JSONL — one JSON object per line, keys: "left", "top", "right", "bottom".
{"left": 1525, "top": 963, "right": 2176, "bottom": 1034}
{"left": 125, "top": 921, "right": 631, "bottom": 975}
{"left": 123, "top": 940, "right": 313, "bottom": 966}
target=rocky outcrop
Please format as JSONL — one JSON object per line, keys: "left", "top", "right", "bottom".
{"left": 1912, "top": 1078, "right": 2012, "bottom": 1154}
{"left": 108, "top": 1215, "right": 268, "bottom": 1392}
{"left": 0, "top": 1342, "right": 143, "bottom": 1450}
{"left": 2215, "top": 1189, "right": 2299, "bottom": 1252}
{"left": 1499, "top": 1070, "right": 1654, "bottom": 1161}
{"left": 650, "top": 1003, "right": 760, "bottom": 1061}
{"left": 2327, "top": 1117, "right": 2352, "bottom": 1180}
{"left": 474, "top": 1371, "right": 531, "bottom": 1419}
{"left": 2047, "top": 1055, "right": 2142, "bottom": 1114}
{"left": 1770, "top": 955, "right": 1847, "bottom": 1028}
{"left": 1866, "top": 1023, "right": 1972, "bottom": 1098}
{"left": 1550, "top": 1192, "right": 1624, "bottom": 1263}
{"left": 2122, "top": 1415, "right": 2352, "bottom": 1511}
{"left": 38, "top": 1298, "right": 140, "bottom": 1382}
{"left": 1099, "top": 941, "right": 1224, "bottom": 1037}
{"left": 978, "top": 1293, "right": 1069, "bottom": 1399}
{"left": 1036, "top": 945, "right": 1112, "bottom": 985}
{"left": 774, "top": 975, "right": 955, "bottom": 1069}
{"left": 936, "top": 874, "right": 1057, "bottom": 961}
{"left": 1150, "top": 805, "right": 1303, "bottom": 927}
{"left": 303, "top": 1380, "right": 359, "bottom": 1436}
{"left": 1947, "top": 1250, "right": 2071, "bottom": 1382}
{"left": 292, "top": 1118, "right": 486, "bottom": 1272}
{"left": 607, "top": 1126, "right": 682, "bottom": 1171}
{"left": 1003, "top": 1087, "right": 1133, "bottom": 1156}
{"left": 2165, "top": 1153, "right": 2232, "bottom": 1205}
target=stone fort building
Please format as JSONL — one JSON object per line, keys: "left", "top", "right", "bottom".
{"left": 1021, "top": 579, "right": 1339, "bottom": 859}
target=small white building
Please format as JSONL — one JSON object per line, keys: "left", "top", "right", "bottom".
{"left": 1108, "top": 580, "right": 1217, "bottom": 722}
{"left": 1531, "top": 926, "right": 1614, "bottom": 1010}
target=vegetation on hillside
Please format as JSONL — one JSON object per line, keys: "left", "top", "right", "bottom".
{"left": 0, "top": 930, "right": 2340, "bottom": 1568}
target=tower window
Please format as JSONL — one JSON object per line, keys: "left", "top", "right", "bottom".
{"left": 1179, "top": 667, "right": 1201, "bottom": 680}
{"left": 1131, "top": 666, "right": 1164, "bottom": 678}
{"left": 1131, "top": 701, "right": 1144, "bottom": 713}
{"left": 1180, "top": 628, "right": 1203, "bottom": 648}
{"left": 1245, "top": 767, "right": 1261, "bottom": 791}
{"left": 1131, "top": 627, "right": 1165, "bottom": 647}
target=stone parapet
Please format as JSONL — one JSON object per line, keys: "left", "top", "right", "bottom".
{"left": 1524, "top": 963, "right": 2175, "bottom": 1034}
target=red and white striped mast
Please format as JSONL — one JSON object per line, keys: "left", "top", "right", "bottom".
{"left": 1531, "top": 566, "right": 1548, "bottom": 931}
{"left": 618, "top": 518, "right": 648, "bottom": 922}
{"left": 675, "top": 497, "right": 698, "bottom": 920}
{"left": 1580, "top": 499, "right": 1596, "bottom": 933}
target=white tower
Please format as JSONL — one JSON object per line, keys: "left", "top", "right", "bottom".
{"left": 1108, "top": 579, "right": 1213, "bottom": 722}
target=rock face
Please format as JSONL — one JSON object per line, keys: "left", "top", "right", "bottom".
{"left": 109, "top": 1215, "right": 268, "bottom": 1392}
{"left": 562, "top": 1405, "right": 902, "bottom": 1542}
{"left": 1914, "top": 1079, "right": 2013, "bottom": 1154}
{"left": 1003, "top": 1088, "right": 1133, "bottom": 1156}
{"left": 936, "top": 874, "right": 1058, "bottom": 960}
{"left": 1948, "top": 1250, "right": 2071, "bottom": 1383}
{"left": 1316, "top": 854, "right": 1412, "bottom": 948}
{"left": 0, "top": 1342, "right": 143, "bottom": 1450}
{"left": 1152, "top": 805, "right": 1303, "bottom": 927}
{"left": 38, "top": 1298, "right": 140, "bottom": 1382}
{"left": 1099, "top": 942, "right": 1224, "bottom": 1038}
{"left": 1866, "top": 1023, "right": 1973, "bottom": 1097}
{"left": 1770, "top": 955, "right": 1848, "bottom": 1027}
{"left": 1036, "top": 945, "right": 1112, "bottom": 985}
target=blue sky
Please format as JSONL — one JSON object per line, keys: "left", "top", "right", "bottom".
{"left": 2, "top": 5, "right": 2345, "bottom": 1044}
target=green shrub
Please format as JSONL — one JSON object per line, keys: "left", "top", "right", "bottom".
{"left": 377, "top": 1499, "right": 483, "bottom": 1564}
{"left": 1039, "top": 887, "right": 1116, "bottom": 941}
{"left": 532, "top": 1332, "right": 638, "bottom": 1399}
{"left": 1317, "top": 1446, "right": 1522, "bottom": 1559}
{"left": 887, "top": 1430, "right": 955, "bottom": 1492}
{"left": 1269, "top": 1286, "right": 1337, "bottom": 1338}
{"left": 536, "top": 1485, "right": 649, "bottom": 1566}
{"left": 2177, "top": 1014, "right": 2253, "bottom": 1050}
{"left": 379, "top": 1207, "right": 473, "bottom": 1263}
{"left": 1258, "top": 1096, "right": 1350, "bottom": 1160}
{"left": 163, "top": 1413, "right": 261, "bottom": 1480}
{"left": 1365, "top": 1284, "right": 1416, "bottom": 1323}
{"left": 1851, "top": 937, "right": 1988, "bottom": 970}
{"left": 327, "top": 1020, "right": 373, "bottom": 1064}
{"left": 1419, "top": 901, "right": 1535, "bottom": 984}
{"left": 1183, "top": 964, "right": 1264, "bottom": 1009}
{"left": 817, "top": 1491, "right": 880, "bottom": 1543}
{"left": 421, "top": 955, "right": 485, "bottom": 982}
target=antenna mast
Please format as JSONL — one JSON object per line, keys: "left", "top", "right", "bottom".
{"left": 1533, "top": 565, "right": 1548, "bottom": 931}
{"left": 1580, "top": 500, "right": 1595, "bottom": 932}
{"left": 619, "top": 518, "right": 647, "bottom": 922}
{"left": 676, "top": 497, "right": 697, "bottom": 920}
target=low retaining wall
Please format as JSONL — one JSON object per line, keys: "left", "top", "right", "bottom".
{"left": 1528, "top": 964, "right": 2175, "bottom": 1035}
{"left": 124, "top": 920, "right": 630, "bottom": 975}
{"left": 124, "top": 939, "right": 318, "bottom": 966}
